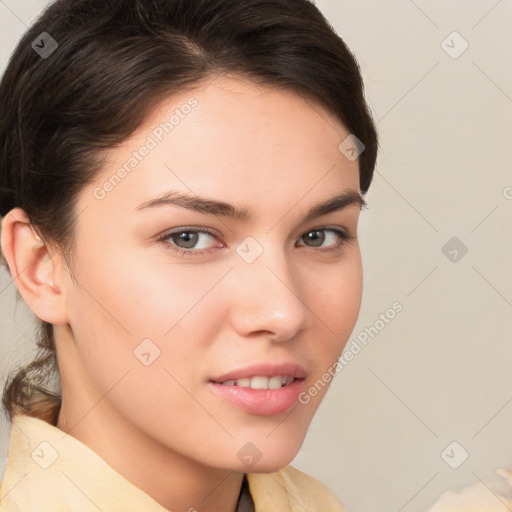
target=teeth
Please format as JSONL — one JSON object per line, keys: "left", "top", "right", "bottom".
{"left": 220, "top": 375, "right": 295, "bottom": 389}
{"left": 268, "top": 376, "right": 283, "bottom": 389}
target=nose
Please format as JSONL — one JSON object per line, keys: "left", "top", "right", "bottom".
{"left": 228, "top": 243, "right": 312, "bottom": 342}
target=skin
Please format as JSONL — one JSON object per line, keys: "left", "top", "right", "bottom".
{"left": 1, "top": 73, "right": 364, "bottom": 512}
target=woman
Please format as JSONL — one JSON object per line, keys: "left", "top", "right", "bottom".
{"left": 0, "top": 0, "right": 378, "bottom": 510}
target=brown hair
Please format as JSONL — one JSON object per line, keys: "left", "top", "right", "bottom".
{"left": 0, "top": 0, "right": 378, "bottom": 425}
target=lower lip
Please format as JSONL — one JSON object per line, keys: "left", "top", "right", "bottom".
{"left": 207, "top": 378, "right": 306, "bottom": 416}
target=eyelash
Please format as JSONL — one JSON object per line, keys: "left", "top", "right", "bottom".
{"left": 156, "top": 226, "right": 354, "bottom": 257}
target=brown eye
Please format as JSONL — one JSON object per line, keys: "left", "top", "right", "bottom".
{"left": 157, "top": 227, "right": 221, "bottom": 256}
{"left": 298, "top": 228, "right": 351, "bottom": 252}
{"left": 302, "top": 229, "right": 325, "bottom": 247}
{"left": 169, "top": 231, "right": 200, "bottom": 249}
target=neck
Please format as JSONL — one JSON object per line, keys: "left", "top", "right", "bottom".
{"left": 54, "top": 327, "right": 244, "bottom": 512}
{"left": 56, "top": 400, "right": 244, "bottom": 512}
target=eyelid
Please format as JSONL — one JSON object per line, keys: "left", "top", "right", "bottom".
{"left": 155, "top": 225, "right": 354, "bottom": 257}
{"left": 156, "top": 224, "right": 352, "bottom": 240}
{"left": 157, "top": 226, "right": 221, "bottom": 239}
{"left": 156, "top": 226, "right": 222, "bottom": 246}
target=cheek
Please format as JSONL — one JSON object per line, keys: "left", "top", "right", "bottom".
{"left": 295, "top": 254, "right": 362, "bottom": 414}
{"left": 311, "top": 250, "right": 363, "bottom": 343}
{"left": 69, "top": 245, "right": 215, "bottom": 338}
{"left": 65, "top": 251, "right": 222, "bottom": 386}
{"left": 63, "top": 257, "right": 215, "bottom": 426}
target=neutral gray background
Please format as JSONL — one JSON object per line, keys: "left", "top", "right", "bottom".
{"left": 1, "top": 1, "right": 511, "bottom": 511}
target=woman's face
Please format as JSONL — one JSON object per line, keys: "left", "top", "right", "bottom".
{"left": 56, "top": 74, "right": 364, "bottom": 472}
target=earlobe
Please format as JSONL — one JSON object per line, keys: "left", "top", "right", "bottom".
{"left": 0, "top": 207, "right": 69, "bottom": 324}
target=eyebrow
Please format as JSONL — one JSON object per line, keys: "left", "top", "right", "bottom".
{"left": 134, "top": 189, "right": 366, "bottom": 223}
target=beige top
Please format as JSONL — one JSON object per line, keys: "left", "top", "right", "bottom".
{"left": 0, "top": 414, "right": 346, "bottom": 511}
{"left": 427, "top": 468, "right": 512, "bottom": 511}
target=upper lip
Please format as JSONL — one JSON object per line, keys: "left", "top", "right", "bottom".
{"left": 210, "top": 362, "right": 307, "bottom": 383}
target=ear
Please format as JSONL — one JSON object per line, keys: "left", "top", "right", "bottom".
{"left": 1, "top": 207, "right": 69, "bottom": 324}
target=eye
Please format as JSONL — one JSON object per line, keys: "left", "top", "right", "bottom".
{"left": 156, "top": 227, "right": 222, "bottom": 257}
{"left": 156, "top": 226, "right": 353, "bottom": 257}
{"left": 297, "top": 228, "right": 353, "bottom": 254}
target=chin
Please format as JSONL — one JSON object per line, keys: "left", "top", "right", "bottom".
{"left": 238, "top": 457, "right": 295, "bottom": 474}
{"left": 233, "top": 440, "right": 301, "bottom": 474}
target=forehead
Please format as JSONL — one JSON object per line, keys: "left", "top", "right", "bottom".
{"left": 80, "top": 74, "right": 360, "bottom": 220}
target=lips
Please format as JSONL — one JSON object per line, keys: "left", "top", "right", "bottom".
{"left": 209, "top": 361, "right": 307, "bottom": 384}
{"left": 208, "top": 377, "right": 306, "bottom": 416}
{"left": 207, "top": 361, "right": 308, "bottom": 415}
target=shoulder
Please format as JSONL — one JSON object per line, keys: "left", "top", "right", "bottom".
{"left": 247, "top": 464, "right": 346, "bottom": 511}
{"left": 427, "top": 469, "right": 512, "bottom": 512}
